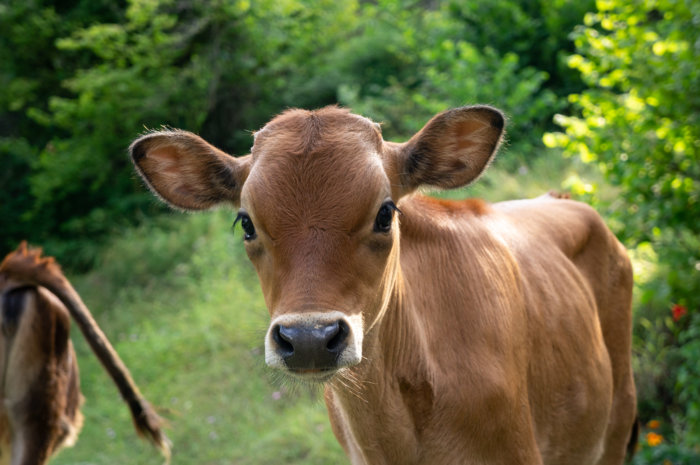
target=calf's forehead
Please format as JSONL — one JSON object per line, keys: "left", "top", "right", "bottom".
{"left": 241, "top": 110, "right": 390, "bottom": 231}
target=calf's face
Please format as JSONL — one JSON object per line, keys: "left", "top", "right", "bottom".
{"left": 240, "top": 116, "right": 400, "bottom": 379}
{"left": 130, "top": 106, "right": 504, "bottom": 381}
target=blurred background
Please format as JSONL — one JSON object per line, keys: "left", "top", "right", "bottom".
{"left": 1, "top": 0, "right": 698, "bottom": 463}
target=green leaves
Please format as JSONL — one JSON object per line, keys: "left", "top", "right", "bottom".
{"left": 337, "top": 1, "right": 567, "bottom": 168}
{"left": 548, "top": 0, "right": 700, "bottom": 245}
{"left": 546, "top": 0, "right": 700, "bottom": 447}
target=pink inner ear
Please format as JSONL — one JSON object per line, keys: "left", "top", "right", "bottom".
{"left": 149, "top": 145, "right": 181, "bottom": 164}
{"left": 456, "top": 137, "right": 477, "bottom": 152}
{"left": 454, "top": 119, "right": 489, "bottom": 153}
{"left": 456, "top": 119, "right": 486, "bottom": 134}
{"left": 138, "top": 144, "right": 198, "bottom": 205}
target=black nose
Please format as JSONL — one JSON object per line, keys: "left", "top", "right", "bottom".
{"left": 272, "top": 320, "right": 350, "bottom": 370}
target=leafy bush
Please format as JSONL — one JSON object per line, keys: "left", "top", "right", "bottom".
{"left": 337, "top": 1, "right": 570, "bottom": 167}
{"left": 545, "top": 0, "right": 700, "bottom": 448}
{"left": 633, "top": 442, "right": 700, "bottom": 465}
{"left": 0, "top": 0, "right": 123, "bottom": 257}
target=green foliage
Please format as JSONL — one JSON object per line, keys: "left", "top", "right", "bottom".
{"left": 337, "top": 1, "right": 573, "bottom": 166}
{"left": 22, "top": 0, "right": 218, "bottom": 264}
{"left": 677, "top": 313, "right": 700, "bottom": 446}
{"left": 0, "top": 0, "right": 124, "bottom": 258}
{"left": 446, "top": 0, "right": 595, "bottom": 94}
{"left": 545, "top": 0, "right": 700, "bottom": 449}
{"left": 633, "top": 442, "right": 700, "bottom": 465}
{"left": 0, "top": 138, "right": 38, "bottom": 251}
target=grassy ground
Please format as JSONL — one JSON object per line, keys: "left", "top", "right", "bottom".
{"left": 50, "top": 152, "right": 601, "bottom": 464}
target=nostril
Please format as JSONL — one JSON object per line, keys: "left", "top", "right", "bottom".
{"left": 326, "top": 320, "right": 349, "bottom": 353}
{"left": 273, "top": 325, "right": 294, "bottom": 357}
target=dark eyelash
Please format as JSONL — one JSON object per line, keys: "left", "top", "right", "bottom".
{"left": 232, "top": 212, "right": 244, "bottom": 229}
{"left": 386, "top": 201, "right": 402, "bottom": 215}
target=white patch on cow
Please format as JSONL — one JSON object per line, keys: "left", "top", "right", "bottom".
{"left": 8, "top": 429, "right": 25, "bottom": 465}
{"left": 3, "top": 292, "right": 43, "bottom": 406}
{"left": 265, "top": 311, "right": 364, "bottom": 376}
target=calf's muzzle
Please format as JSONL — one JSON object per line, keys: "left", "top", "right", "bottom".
{"left": 271, "top": 319, "right": 350, "bottom": 370}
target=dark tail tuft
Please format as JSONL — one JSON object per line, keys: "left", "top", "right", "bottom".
{"left": 130, "top": 398, "right": 172, "bottom": 462}
{"left": 626, "top": 416, "right": 640, "bottom": 462}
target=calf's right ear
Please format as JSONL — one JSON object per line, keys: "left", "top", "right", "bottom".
{"left": 130, "top": 130, "right": 251, "bottom": 210}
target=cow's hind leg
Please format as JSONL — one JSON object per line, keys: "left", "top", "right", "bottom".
{"left": 594, "top": 247, "right": 637, "bottom": 465}
{"left": 2, "top": 286, "right": 80, "bottom": 465}
{"left": 8, "top": 418, "right": 52, "bottom": 465}
{"left": 571, "top": 216, "right": 637, "bottom": 465}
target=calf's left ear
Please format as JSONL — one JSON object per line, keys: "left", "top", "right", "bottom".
{"left": 390, "top": 105, "right": 505, "bottom": 195}
{"left": 130, "top": 130, "right": 251, "bottom": 210}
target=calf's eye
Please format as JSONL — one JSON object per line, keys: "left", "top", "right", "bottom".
{"left": 374, "top": 201, "right": 399, "bottom": 233}
{"left": 234, "top": 211, "right": 257, "bottom": 240}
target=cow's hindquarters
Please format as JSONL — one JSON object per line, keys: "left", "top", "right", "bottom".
{"left": 1, "top": 286, "right": 83, "bottom": 465}
{"left": 496, "top": 199, "right": 636, "bottom": 465}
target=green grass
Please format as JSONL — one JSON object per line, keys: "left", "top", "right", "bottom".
{"left": 50, "top": 153, "right": 601, "bottom": 464}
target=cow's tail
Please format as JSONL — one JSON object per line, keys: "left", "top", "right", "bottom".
{"left": 625, "top": 415, "right": 640, "bottom": 462}
{"left": 0, "top": 242, "right": 171, "bottom": 461}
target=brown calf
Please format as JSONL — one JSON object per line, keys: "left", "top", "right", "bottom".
{"left": 131, "top": 105, "right": 636, "bottom": 464}
{"left": 0, "top": 243, "right": 169, "bottom": 465}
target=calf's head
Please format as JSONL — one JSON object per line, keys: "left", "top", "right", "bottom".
{"left": 131, "top": 106, "right": 504, "bottom": 380}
